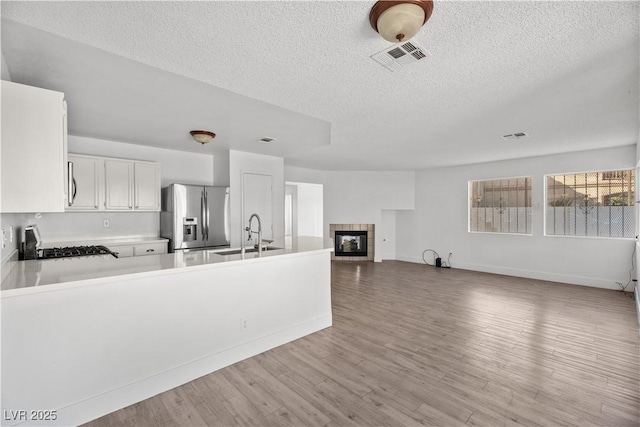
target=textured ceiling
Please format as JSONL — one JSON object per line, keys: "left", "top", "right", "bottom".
{"left": 1, "top": 1, "right": 638, "bottom": 171}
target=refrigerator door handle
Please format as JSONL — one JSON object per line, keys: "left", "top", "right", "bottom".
{"left": 205, "top": 190, "right": 210, "bottom": 240}
{"left": 201, "top": 191, "right": 206, "bottom": 242}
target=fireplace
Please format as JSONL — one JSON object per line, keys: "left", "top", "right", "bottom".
{"left": 334, "top": 230, "right": 368, "bottom": 257}
{"left": 330, "top": 224, "right": 374, "bottom": 261}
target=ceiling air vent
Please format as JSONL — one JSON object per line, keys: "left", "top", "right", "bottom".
{"left": 502, "top": 132, "right": 528, "bottom": 140}
{"left": 371, "top": 40, "right": 430, "bottom": 72}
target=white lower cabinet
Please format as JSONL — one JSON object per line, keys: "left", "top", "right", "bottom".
{"left": 133, "top": 242, "right": 167, "bottom": 256}
{"left": 108, "top": 245, "right": 134, "bottom": 258}
{"left": 108, "top": 241, "right": 167, "bottom": 258}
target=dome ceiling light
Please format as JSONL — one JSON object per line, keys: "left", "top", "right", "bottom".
{"left": 190, "top": 130, "right": 216, "bottom": 145}
{"left": 369, "top": 0, "right": 434, "bottom": 43}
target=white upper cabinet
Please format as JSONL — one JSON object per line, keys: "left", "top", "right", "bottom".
{"left": 67, "top": 154, "right": 103, "bottom": 210}
{"left": 1, "top": 81, "right": 68, "bottom": 212}
{"left": 134, "top": 162, "right": 160, "bottom": 211}
{"left": 69, "top": 154, "right": 160, "bottom": 212}
{"left": 105, "top": 159, "right": 134, "bottom": 210}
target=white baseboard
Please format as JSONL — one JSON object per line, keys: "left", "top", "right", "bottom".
{"left": 396, "top": 254, "right": 423, "bottom": 264}
{"left": 395, "top": 255, "right": 623, "bottom": 290}
{"left": 21, "top": 314, "right": 332, "bottom": 427}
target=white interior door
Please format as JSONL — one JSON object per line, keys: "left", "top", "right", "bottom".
{"left": 381, "top": 210, "right": 397, "bottom": 260}
{"left": 243, "top": 173, "right": 273, "bottom": 241}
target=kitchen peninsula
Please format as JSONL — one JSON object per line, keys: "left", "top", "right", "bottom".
{"left": 1, "top": 237, "right": 333, "bottom": 427}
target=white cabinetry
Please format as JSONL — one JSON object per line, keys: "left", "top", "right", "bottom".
{"left": 134, "top": 162, "right": 160, "bottom": 211}
{"left": 107, "top": 241, "right": 167, "bottom": 258}
{"left": 1, "top": 81, "right": 67, "bottom": 212}
{"left": 105, "top": 159, "right": 134, "bottom": 210}
{"left": 133, "top": 242, "right": 166, "bottom": 256}
{"left": 67, "top": 154, "right": 102, "bottom": 210}
{"left": 67, "top": 154, "right": 160, "bottom": 212}
{"left": 106, "top": 244, "right": 134, "bottom": 258}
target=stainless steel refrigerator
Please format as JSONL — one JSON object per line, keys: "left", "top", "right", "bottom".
{"left": 160, "top": 184, "right": 230, "bottom": 252}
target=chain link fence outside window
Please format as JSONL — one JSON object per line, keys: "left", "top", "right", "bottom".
{"left": 545, "top": 170, "right": 635, "bottom": 238}
{"left": 469, "top": 177, "right": 532, "bottom": 234}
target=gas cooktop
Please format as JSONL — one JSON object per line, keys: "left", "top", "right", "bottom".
{"left": 38, "top": 245, "right": 118, "bottom": 259}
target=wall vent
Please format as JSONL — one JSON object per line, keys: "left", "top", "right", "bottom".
{"left": 502, "top": 132, "right": 528, "bottom": 140}
{"left": 371, "top": 40, "right": 430, "bottom": 72}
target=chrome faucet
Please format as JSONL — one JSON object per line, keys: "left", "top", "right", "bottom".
{"left": 245, "top": 213, "right": 262, "bottom": 256}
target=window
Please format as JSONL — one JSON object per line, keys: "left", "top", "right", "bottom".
{"left": 545, "top": 170, "right": 635, "bottom": 238}
{"left": 469, "top": 177, "right": 532, "bottom": 234}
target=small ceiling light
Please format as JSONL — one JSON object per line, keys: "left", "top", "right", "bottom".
{"left": 259, "top": 137, "right": 276, "bottom": 144}
{"left": 369, "top": 0, "right": 434, "bottom": 43}
{"left": 190, "top": 130, "right": 216, "bottom": 145}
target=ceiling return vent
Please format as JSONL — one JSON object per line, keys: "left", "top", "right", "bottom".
{"left": 502, "top": 132, "right": 528, "bottom": 140}
{"left": 371, "top": 40, "right": 430, "bottom": 72}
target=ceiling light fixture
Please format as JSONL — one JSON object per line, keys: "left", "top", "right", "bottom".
{"left": 189, "top": 130, "right": 216, "bottom": 145}
{"left": 369, "top": 0, "right": 434, "bottom": 43}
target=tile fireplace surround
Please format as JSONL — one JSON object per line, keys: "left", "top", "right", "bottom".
{"left": 330, "top": 224, "right": 374, "bottom": 261}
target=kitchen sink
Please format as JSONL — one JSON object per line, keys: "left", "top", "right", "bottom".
{"left": 214, "top": 247, "right": 282, "bottom": 256}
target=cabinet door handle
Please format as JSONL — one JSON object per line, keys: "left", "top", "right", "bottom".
{"left": 146, "top": 249, "right": 155, "bottom": 253}
{"left": 72, "top": 178, "right": 77, "bottom": 203}
{"left": 67, "top": 162, "right": 74, "bottom": 206}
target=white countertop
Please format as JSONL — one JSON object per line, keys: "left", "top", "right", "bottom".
{"left": 1, "top": 237, "right": 333, "bottom": 296}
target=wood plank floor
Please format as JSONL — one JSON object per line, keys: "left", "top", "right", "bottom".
{"left": 85, "top": 261, "right": 640, "bottom": 427}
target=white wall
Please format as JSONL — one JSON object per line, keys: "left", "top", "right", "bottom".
{"left": 284, "top": 165, "right": 325, "bottom": 184}
{"left": 287, "top": 182, "right": 323, "bottom": 238}
{"left": 284, "top": 166, "right": 415, "bottom": 262}
{"left": 1, "top": 212, "right": 159, "bottom": 245}
{"left": 213, "top": 148, "right": 230, "bottom": 187}
{"left": 396, "top": 146, "right": 636, "bottom": 290}
{"left": 323, "top": 171, "right": 415, "bottom": 262}
{"left": 229, "top": 150, "right": 284, "bottom": 248}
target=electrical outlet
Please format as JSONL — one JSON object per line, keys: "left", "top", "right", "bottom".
{"left": 240, "top": 317, "right": 249, "bottom": 331}
{"left": 103, "top": 219, "right": 110, "bottom": 228}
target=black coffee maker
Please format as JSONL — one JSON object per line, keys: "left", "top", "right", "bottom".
{"left": 22, "top": 224, "right": 41, "bottom": 260}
